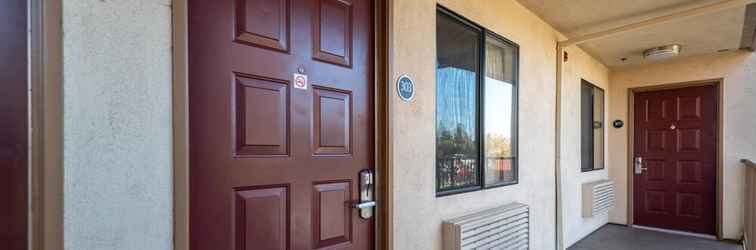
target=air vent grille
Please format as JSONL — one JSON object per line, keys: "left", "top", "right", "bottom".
{"left": 582, "top": 180, "right": 615, "bottom": 217}
{"left": 443, "top": 203, "right": 529, "bottom": 250}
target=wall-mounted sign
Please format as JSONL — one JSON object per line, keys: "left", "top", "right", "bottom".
{"left": 293, "top": 73, "right": 308, "bottom": 90}
{"left": 613, "top": 120, "right": 624, "bottom": 128}
{"left": 396, "top": 74, "right": 415, "bottom": 102}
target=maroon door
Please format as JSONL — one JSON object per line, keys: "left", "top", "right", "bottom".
{"left": 0, "top": 0, "right": 29, "bottom": 249}
{"left": 189, "top": 0, "right": 374, "bottom": 249}
{"left": 633, "top": 85, "right": 717, "bottom": 235}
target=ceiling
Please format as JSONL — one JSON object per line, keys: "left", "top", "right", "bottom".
{"left": 518, "top": 0, "right": 756, "bottom": 67}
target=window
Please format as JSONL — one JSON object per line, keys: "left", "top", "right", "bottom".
{"left": 436, "top": 7, "right": 518, "bottom": 195}
{"left": 581, "top": 80, "right": 604, "bottom": 172}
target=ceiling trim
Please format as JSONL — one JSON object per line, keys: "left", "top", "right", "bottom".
{"left": 558, "top": 0, "right": 754, "bottom": 48}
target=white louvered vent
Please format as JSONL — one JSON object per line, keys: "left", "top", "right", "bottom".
{"left": 442, "top": 202, "right": 529, "bottom": 250}
{"left": 582, "top": 180, "right": 615, "bottom": 218}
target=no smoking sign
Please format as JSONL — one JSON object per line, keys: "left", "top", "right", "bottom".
{"left": 293, "top": 73, "right": 308, "bottom": 90}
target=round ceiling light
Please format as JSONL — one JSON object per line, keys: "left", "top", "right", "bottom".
{"left": 643, "top": 44, "right": 681, "bottom": 60}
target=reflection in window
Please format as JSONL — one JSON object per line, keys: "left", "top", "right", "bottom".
{"left": 435, "top": 7, "right": 519, "bottom": 195}
{"left": 484, "top": 36, "right": 517, "bottom": 186}
{"left": 581, "top": 80, "right": 605, "bottom": 172}
{"left": 436, "top": 10, "right": 480, "bottom": 192}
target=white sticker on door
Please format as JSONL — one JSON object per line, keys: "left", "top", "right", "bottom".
{"left": 293, "top": 73, "right": 308, "bottom": 90}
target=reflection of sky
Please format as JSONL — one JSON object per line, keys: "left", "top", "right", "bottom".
{"left": 436, "top": 67, "right": 476, "bottom": 138}
{"left": 436, "top": 67, "right": 514, "bottom": 140}
{"left": 485, "top": 77, "right": 512, "bottom": 138}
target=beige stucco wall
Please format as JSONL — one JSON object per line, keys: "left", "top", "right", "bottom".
{"left": 559, "top": 47, "right": 611, "bottom": 247}
{"left": 389, "top": 1, "right": 609, "bottom": 249}
{"left": 62, "top": 0, "right": 173, "bottom": 249}
{"left": 607, "top": 51, "right": 756, "bottom": 239}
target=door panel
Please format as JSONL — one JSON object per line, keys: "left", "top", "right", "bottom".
{"left": 633, "top": 85, "right": 717, "bottom": 235}
{"left": 0, "top": 0, "right": 29, "bottom": 249}
{"left": 189, "top": 0, "right": 374, "bottom": 249}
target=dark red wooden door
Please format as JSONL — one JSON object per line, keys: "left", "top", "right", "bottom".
{"left": 189, "top": 0, "right": 374, "bottom": 249}
{"left": 0, "top": 0, "right": 29, "bottom": 249}
{"left": 633, "top": 85, "right": 717, "bottom": 235}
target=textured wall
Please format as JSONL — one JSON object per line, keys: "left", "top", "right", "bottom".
{"left": 62, "top": 0, "right": 173, "bottom": 249}
{"left": 608, "top": 51, "right": 756, "bottom": 239}
{"left": 389, "top": 1, "right": 605, "bottom": 249}
{"left": 560, "top": 47, "right": 611, "bottom": 247}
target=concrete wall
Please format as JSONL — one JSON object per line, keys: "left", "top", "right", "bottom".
{"left": 62, "top": 0, "right": 173, "bottom": 249}
{"left": 560, "top": 47, "right": 611, "bottom": 247}
{"left": 389, "top": 1, "right": 608, "bottom": 249}
{"left": 607, "top": 51, "right": 756, "bottom": 239}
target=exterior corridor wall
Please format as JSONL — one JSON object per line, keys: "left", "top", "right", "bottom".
{"left": 608, "top": 51, "right": 756, "bottom": 240}
{"left": 389, "top": 0, "right": 609, "bottom": 248}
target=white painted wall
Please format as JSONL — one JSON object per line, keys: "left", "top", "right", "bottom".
{"left": 389, "top": 1, "right": 609, "bottom": 249}
{"left": 62, "top": 0, "right": 173, "bottom": 249}
{"left": 608, "top": 51, "right": 756, "bottom": 239}
{"left": 560, "top": 47, "right": 611, "bottom": 247}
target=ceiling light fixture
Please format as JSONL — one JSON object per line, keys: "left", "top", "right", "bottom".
{"left": 643, "top": 44, "right": 681, "bottom": 60}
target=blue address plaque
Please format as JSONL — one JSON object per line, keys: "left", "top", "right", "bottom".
{"left": 396, "top": 74, "right": 415, "bottom": 102}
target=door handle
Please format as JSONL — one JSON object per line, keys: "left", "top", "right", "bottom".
{"left": 634, "top": 157, "right": 647, "bottom": 174}
{"left": 352, "top": 201, "right": 376, "bottom": 209}
{"left": 353, "top": 169, "right": 374, "bottom": 219}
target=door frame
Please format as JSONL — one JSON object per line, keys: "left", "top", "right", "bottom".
{"left": 625, "top": 78, "right": 724, "bottom": 239}
{"left": 172, "top": 0, "right": 393, "bottom": 249}
{"left": 30, "top": 0, "right": 65, "bottom": 249}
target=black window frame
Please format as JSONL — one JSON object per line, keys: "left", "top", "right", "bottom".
{"left": 436, "top": 5, "right": 520, "bottom": 196}
{"left": 580, "top": 79, "right": 605, "bottom": 172}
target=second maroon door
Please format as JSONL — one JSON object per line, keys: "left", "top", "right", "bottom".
{"left": 633, "top": 85, "right": 717, "bottom": 235}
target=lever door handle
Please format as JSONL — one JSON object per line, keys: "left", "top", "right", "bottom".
{"left": 355, "top": 169, "right": 374, "bottom": 219}
{"left": 352, "top": 201, "right": 376, "bottom": 209}
{"left": 634, "top": 157, "right": 645, "bottom": 174}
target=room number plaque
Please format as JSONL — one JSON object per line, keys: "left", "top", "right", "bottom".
{"left": 396, "top": 74, "right": 415, "bottom": 102}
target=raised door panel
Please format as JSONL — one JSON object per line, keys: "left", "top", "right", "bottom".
{"left": 312, "top": 0, "right": 353, "bottom": 67}
{"left": 644, "top": 160, "right": 666, "bottom": 182}
{"left": 644, "top": 190, "right": 667, "bottom": 215}
{"left": 676, "top": 161, "right": 703, "bottom": 184}
{"left": 644, "top": 98, "right": 672, "bottom": 122}
{"left": 234, "top": 186, "right": 290, "bottom": 250}
{"left": 676, "top": 129, "right": 701, "bottom": 153}
{"left": 677, "top": 96, "right": 702, "bottom": 121}
{"left": 677, "top": 192, "right": 702, "bottom": 218}
{"left": 235, "top": 0, "right": 290, "bottom": 51}
{"left": 312, "top": 86, "right": 352, "bottom": 155}
{"left": 312, "top": 181, "right": 352, "bottom": 249}
{"left": 235, "top": 74, "right": 290, "bottom": 156}
{"left": 644, "top": 130, "right": 667, "bottom": 153}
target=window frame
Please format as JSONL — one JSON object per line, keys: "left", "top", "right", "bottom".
{"left": 580, "top": 79, "right": 605, "bottom": 172}
{"left": 435, "top": 6, "right": 520, "bottom": 196}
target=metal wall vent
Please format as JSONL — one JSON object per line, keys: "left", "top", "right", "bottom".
{"left": 443, "top": 202, "right": 529, "bottom": 250}
{"left": 582, "top": 180, "right": 615, "bottom": 218}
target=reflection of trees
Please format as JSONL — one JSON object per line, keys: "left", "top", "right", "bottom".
{"left": 437, "top": 123, "right": 477, "bottom": 159}
{"left": 485, "top": 134, "right": 511, "bottom": 157}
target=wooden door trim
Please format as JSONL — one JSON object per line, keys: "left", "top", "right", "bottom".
{"left": 626, "top": 78, "right": 724, "bottom": 239}
{"left": 173, "top": 1, "right": 393, "bottom": 249}
{"left": 374, "top": 0, "right": 393, "bottom": 249}
{"left": 30, "top": 0, "right": 65, "bottom": 249}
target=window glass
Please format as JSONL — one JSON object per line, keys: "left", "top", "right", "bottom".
{"left": 436, "top": 11, "right": 481, "bottom": 192}
{"left": 581, "top": 80, "right": 605, "bottom": 172}
{"left": 484, "top": 36, "right": 517, "bottom": 186}
{"left": 593, "top": 87, "right": 605, "bottom": 170}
